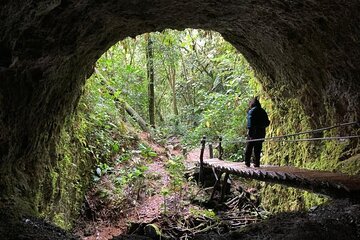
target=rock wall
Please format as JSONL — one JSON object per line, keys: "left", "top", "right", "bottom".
{"left": 0, "top": 0, "right": 359, "bottom": 216}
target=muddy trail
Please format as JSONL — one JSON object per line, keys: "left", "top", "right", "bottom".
{"left": 73, "top": 133, "right": 179, "bottom": 239}
{"left": 73, "top": 133, "right": 266, "bottom": 239}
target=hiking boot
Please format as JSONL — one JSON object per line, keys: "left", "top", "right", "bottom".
{"left": 254, "top": 157, "right": 260, "bottom": 168}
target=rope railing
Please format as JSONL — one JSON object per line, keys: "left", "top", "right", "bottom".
{"left": 224, "top": 121, "right": 360, "bottom": 143}
{"left": 218, "top": 121, "right": 360, "bottom": 144}
{"left": 248, "top": 135, "right": 360, "bottom": 143}
{"left": 267, "top": 121, "right": 358, "bottom": 140}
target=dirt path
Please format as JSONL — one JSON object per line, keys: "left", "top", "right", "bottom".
{"left": 77, "top": 133, "right": 182, "bottom": 240}
{"left": 129, "top": 159, "right": 169, "bottom": 222}
{"left": 186, "top": 147, "right": 209, "bottom": 163}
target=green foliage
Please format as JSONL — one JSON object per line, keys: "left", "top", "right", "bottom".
{"left": 91, "top": 29, "right": 257, "bottom": 152}
{"left": 160, "top": 155, "right": 187, "bottom": 214}
{"left": 166, "top": 155, "right": 186, "bottom": 190}
{"left": 189, "top": 207, "right": 219, "bottom": 221}
{"left": 93, "top": 162, "right": 114, "bottom": 182}
{"left": 160, "top": 187, "right": 170, "bottom": 214}
{"left": 87, "top": 142, "right": 154, "bottom": 222}
{"left": 171, "top": 30, "right": 257, "bottom": 159}
{"left": 138, "top": 143, "right": 158, "bottom": 159}
{"left": 35, "top": 57, "right": 138, "bottom": 228}
{"left": 259, "top": 183, "right": 327, "bottom": 214}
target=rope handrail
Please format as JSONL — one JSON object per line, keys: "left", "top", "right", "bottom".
{"left": 267, "top": 121, "right": 359, "bottom": 140}
{"left": 204, "top": 121, "right": 359, "bottom": 144}
{"left": 245, "top": 135, "right": 360, "bottom": 143}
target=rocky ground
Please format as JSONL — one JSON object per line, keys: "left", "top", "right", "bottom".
{"left": 194, "top": 199, "right": 360, "bottom": 240}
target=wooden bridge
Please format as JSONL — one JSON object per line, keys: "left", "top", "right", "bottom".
{"left": 197, "top": 137, "right": 360, "bottom": 201}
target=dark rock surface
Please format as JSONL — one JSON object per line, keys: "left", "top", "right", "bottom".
{"left": 0, "top": 211, "right": 78, "bottom": 240}
{"left": 193, "top": 200, "right": 360, "bottom": 240}
{"left": 0, "top": 0, "right": 359, "bottom": 218}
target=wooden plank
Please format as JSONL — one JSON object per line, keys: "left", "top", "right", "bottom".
{"left": 275, "top": 172, "right": 287, "bottom": 180}
{"left": 201, "top": 159, "right": 360, "bottom": 200}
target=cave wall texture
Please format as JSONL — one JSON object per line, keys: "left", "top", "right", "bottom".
{"left": 0, "top": 0, "right": 359, "bottom": 217}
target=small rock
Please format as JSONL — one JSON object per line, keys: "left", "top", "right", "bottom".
{"left": 144, "top": 223, "right": 162, "bottom": 240}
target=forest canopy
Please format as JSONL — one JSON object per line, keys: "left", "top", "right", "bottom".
{"left": 85, "top": 29, "right": 262, "bottom": 156}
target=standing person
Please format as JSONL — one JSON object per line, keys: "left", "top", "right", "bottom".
{"left": 244, "top": 97, "right": 270, "bottom": 167}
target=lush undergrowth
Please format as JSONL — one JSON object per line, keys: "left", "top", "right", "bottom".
{"left": 35, "top": 70, "right": 139, "bottom": 229}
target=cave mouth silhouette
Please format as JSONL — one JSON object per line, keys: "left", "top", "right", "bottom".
{"left": 0, "top": 0, "right": 359, "bottom": 218}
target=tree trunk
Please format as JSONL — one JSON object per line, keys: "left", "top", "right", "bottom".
{"left": 124, "top": 101, "right": 150, "bottom": 132}
{"left": 94, "top": 68, "right": 150, "bottom": 132}
{"left": 156, "top": 107, "right": 164, "bottom": 123}
{"left": 146, "top": 34, "right": 156, "bottom": 128}
{"left": 169, "top": 66, "right": 179, "bottom": 116}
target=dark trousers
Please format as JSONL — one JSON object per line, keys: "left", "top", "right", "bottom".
{"left": 244, "top": 140, "right": 263, "bottom": 167}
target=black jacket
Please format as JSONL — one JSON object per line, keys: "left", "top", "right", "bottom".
{"left": 247, "top": 106, "right": 270, "bottom": 139}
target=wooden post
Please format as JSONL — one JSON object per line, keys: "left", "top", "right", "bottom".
{"left": 199, "top": 136, "right": 206, "bottom": 185}
{"left": 210, "top": 168, "right": 221, "bottom": 200}
{"left": 209, "top": 142, "right": 213, "bottom": 159}
{"left": 182, "top": 146, "right": 187, "bottom": 156}
{"left": 218, "top": 136, "right": 224, "bottom": 160}
{"left": 220, "top": 172, "right": 230, "bottom": 202}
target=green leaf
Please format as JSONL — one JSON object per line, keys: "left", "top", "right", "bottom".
{"left": 112, "top": 143, "right": 120, "bottom": 152}
{"left": 148, "top": 151, "right": 157, "bottom": 157}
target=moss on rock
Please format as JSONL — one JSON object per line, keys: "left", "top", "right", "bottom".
{"left": 337, "top": 154, "right": 360, "bottom": 175}
{"left": 250, "top": 77, "right": 358, "bottom": 213}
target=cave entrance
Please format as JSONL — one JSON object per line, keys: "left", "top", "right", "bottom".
{"left": 1, "top": 1, "right": 359, "bottom": 238}
{"left": 68, "top": 29, "right": 266, "bottom": 236}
